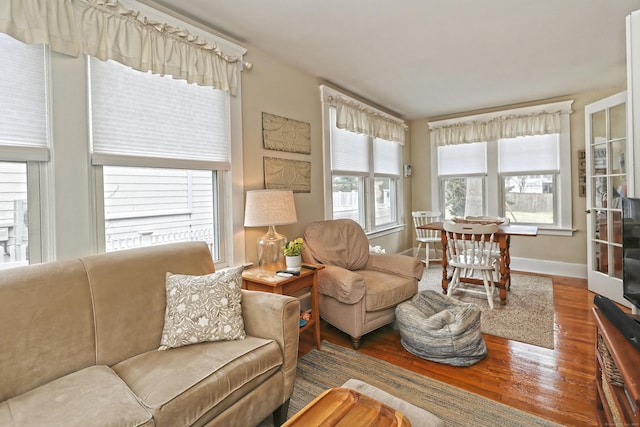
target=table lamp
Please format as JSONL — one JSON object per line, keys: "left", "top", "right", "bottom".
{"left": 244, "top": 189, "right": 297, "bottom": 270}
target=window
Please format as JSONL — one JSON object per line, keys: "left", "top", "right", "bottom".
{"left": 326, "top": 101, "right": 403, "bottom": 233}
{"left": 89, "top": 57, "right": 230, "bottom": 259}
{"left": 0, "top": 34, "right": 49, "bottom": 269}
{"left": 431, "top": 101, "right": 573, "bottom": 234}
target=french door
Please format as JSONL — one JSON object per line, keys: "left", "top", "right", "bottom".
{"left": 585, "top": 91, "right": 628, "bottom": 306}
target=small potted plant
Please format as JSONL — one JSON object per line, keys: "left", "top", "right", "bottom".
{"left": 283, "top": 237, "right": 304, "bottom": 271}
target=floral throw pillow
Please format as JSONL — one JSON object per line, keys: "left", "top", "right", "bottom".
{"left": 159, "top": 265, "right": 246, "bottom": 351}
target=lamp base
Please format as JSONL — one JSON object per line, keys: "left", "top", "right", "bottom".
{"left": 257, "top": 226, "right": 287, "bottom": 270}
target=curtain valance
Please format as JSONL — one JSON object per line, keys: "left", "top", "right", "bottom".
{"left": 332, "top": 96, "right": 406, "bottom": 145}
{"left": 0, "top": 0, "right": 246, "bottom": 94}
{"left": 0, "top": 0, "right": 80, "bottom": 56}
{"left": 430, "top": 109, "right": 564, "bottom": 146}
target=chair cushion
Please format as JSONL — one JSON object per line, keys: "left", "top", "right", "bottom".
{"left": 303, "top": 219, "right": 369, "bottom": 270}
{"left": 359, "top": 270, "right": 418, "bottom": 311}
{"left": 113, "top": 337, "right": 282, "bottom": 426}
{"left": 395, "top": 290, "right": 486, "bottom": 366}
{"left": 0, "top": 365, "right": 153, "bottom": 427}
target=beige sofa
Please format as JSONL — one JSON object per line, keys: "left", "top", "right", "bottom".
{"left": 0, "top": 242, "right": 300, "bottom": 427}
{"left": 302, "top": 219, "right": 424, "bottom": 349}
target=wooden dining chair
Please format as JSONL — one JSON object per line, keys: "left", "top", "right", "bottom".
{"left": 412, "top": 211, "right": 442, "bottom": 266}
{"left": 443, "top": 221, "right": 500, "bottom": 309}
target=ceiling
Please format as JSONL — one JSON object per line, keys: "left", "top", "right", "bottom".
{"left": 148, "top": 0, "right": 640, "bottom": 120}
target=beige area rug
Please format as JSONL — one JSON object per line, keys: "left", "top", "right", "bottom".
{"left": 259, "top": 342, "right": 561, "bottom": 427}
{"left": 420, "top": 267, "right": 555, "bottom": 349}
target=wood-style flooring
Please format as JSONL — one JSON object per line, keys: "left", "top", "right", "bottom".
{"left": 298, "top": 274, "right": 602, "bottom": 426}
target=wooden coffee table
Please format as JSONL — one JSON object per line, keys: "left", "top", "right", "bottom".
{"left": 282, "top": 387, "right": 411, "bottom": 426}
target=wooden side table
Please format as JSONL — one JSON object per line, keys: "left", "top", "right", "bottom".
{"left": 242, "top": 264, "right": 324, "bottom": 349}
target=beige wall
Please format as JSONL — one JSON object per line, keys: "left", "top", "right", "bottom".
{"left": 409, "top": 86, "right": 626, "bottom": 266}
{"left": 239, "top": 45, "right": 416, "bottom": 264}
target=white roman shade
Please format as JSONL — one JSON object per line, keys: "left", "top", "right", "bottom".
{"left": 499, "top": 134, "right": 559, "bottom": 173}
{"left": 374, "top": 138, "right": 401, "bottom": 175}
{"left": 0, "top": 33, "right": 49, "bottom": 161}
{"left": 437, "top": 142, "right": 486, "bottom": 177}
{"left": 89, "top": 57, "right": 230, "bottom": 170}
{"left": 330, "top": 109, "right": 370, "bottom": 173}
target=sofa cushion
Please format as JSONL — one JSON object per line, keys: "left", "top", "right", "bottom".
{"left": 360, "top": 270, "right": 418, "bottom": 311}
{"left": 113, "top": 336, "right": 282, "bottom": 426}
{"left": 81, "top": 242, "right": 216, "bottom": 366}
{"left": 0, "top": 259, "right": 96, "bottom": 402}
{"left": 159, "top": 265, "right": 245, "bottom": 350}
{"left": 0, "top": 365, "right": 153, "bottom": 427}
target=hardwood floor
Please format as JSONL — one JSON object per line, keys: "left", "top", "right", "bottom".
{"left": 298, "top": 274, "right": 602, "bottom": 426}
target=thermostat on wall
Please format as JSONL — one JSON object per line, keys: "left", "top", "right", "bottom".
{"left": 404, "top": 164, "right": 412, "bottom": 177}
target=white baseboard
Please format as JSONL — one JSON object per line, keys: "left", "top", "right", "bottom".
{"left": 404, "top": 248, "right": 587, "bottom": 279}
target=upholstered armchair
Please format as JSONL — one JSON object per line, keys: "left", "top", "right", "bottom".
{"left": 302, "top": 219, "right": 424, "bottom": 349}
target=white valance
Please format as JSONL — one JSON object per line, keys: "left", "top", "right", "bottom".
{"left": 0, "top": 0, "right": 246, "bottom": 94}
{"left": 332, "top": 96, "right": 406, "bottom": 145}
{"left": 430, "top": 106, "right": 571, "bottom": 146}
{"left": 0, "top": 0, "right": 80, "bottom": 56}
{"left": 81, "top": 0, "right": 241, "bottom": 94}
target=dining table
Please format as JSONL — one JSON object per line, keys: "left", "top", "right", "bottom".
{"left": 418, "top": 221, "right": 538, "bottom": 305}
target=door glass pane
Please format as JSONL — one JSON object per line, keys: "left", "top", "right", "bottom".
{"left": 332, "top": 175, "right": 364, "bottom": 225}
{"left": 596, "top": 242, "right": 608, "bottom": 274}
{"left": 610, "top": 139, "right": 626, "bottom": 175}
{"left": 442, "top": 176, "right": 484, "bottom": 220}
{"left": 591, "top": 110, "right": 606, "bottom": 142}
{"left": 103, "top": 166, "right": 216, "bottom": 254}
{"left": 0, "top": 161, "right": 28, "bottom": 269}
{"left": 374, "top": 177, "right": 396, "bottom": 226}
{"left": 613, "top": 245, "right": 623, "bottom": 280}
{"left": 592, "top": 177, "right": 607, "bottom": 209}
{"left": 610, "top": 103, "right": 626, "bottom": 140}
{"left": 503, "top": 174, "right": 554, "bottom": 224}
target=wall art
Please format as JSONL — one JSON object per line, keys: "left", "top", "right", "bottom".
{"left": 264, "top": 157, "right": 311, "bottom": 193}
{"left": 262, "top": 112, "right": 311, "bottom": 154}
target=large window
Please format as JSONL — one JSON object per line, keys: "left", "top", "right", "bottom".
{"left": 431, "top": 101, "right": 573, "bottom": 234}
{"left": 89, "top": 57, "right": 230, "bottom": 259}
{"left": 327, "top": 105, "right": 403, "bottom": 232}
{"left": 0, "top": 34, "right": 49, "bottom": 269}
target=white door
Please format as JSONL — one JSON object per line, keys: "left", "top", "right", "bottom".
{"left": 585, "top": 91, "right": 628, "bottom": 306}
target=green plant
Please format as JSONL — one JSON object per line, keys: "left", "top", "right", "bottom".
{"left": 283, "top": 237, "right": 304, "bottom": 257}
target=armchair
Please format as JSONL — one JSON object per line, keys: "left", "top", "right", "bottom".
{"left": 302, "top": 219, "right": 424, "bottom": 349}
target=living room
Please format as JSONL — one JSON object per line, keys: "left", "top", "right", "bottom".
{"left": 2, "top": 0, "right": 640, "bottom": 426}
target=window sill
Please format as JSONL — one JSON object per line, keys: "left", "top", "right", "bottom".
{"left": 365, "top": 224, "right": 406, "bottom": 239}
{"left": 536, "top": 227, "right": 575, "bottom": 237}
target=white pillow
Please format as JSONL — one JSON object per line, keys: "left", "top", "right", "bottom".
{"left": 159, "top": 265, "right": 245, "bottom": 351}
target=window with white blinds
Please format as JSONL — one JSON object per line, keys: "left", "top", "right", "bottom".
{"left": 89, "top": 57, "right": 230, "bottom": 170}
{"left": 498, "top": 134, "right": 559, "bottom": 174}
{"left": 328, "top": 106, "right": 402, "bottom": 231}
{"left": 0, "top": 33, "right": 49, "bottom": 161}
{"left": 437, "top": 142, "right": 486, "bottom": 177}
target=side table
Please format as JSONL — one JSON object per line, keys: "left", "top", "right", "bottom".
{"left": 242, "top": 264, "right": 324, "bottom": 349}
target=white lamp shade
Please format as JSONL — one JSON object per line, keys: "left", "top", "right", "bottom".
{"left": 244, "top": 190, "right": 297, "bottom": 227}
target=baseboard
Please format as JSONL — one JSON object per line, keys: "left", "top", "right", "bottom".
{"left": 406, "top": 247, "right": 587, "bottom": 279}
{"left": 509, "top": 257, "right": 587, "bottom": 279}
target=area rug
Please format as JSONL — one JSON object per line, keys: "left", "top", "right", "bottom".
{"left": 259, "top": 342, "right": 561, "bottom": 427}
{"left": 420, "top": 267, "right": 555, "bottom": 349}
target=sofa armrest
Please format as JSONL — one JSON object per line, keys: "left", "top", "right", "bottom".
{"left": 318, "top": 265, "right": 366, "bottom": 305}
{"left": 241, "top": 290, "right": 300, "bottom": 401}
{"left": 366, "top": 254, "right": 425, "bottom": 281}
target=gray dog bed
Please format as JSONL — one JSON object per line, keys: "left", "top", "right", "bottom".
{"left": 395, "top": 290, "right": 486, "bottom": 366}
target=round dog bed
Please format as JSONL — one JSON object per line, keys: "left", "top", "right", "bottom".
{"left": 395, "top": 290, "right": 486, "bottom": 366}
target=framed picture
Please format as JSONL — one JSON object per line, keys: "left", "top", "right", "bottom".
{"left": 264, "top": 157, "right": 311, "bottom": 193}
{"left": 262, "top": 112, "right": 311, "bottom": 154}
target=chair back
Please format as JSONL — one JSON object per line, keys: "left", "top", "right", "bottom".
{"left": 412, "top": 211, "right": 441, "bottom": 242}
{"left": 443, "top": 221, "right": 499, "bottom": 268}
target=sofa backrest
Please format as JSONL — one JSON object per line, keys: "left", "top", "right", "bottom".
{"left": 81, "top": 242, "right": 215, "bottom": 366}
{"left": 0, "top": 259, "right": 97, "bottom": 402}
{"left": 303, "top": 219, "right": 370, "bottom": 271}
